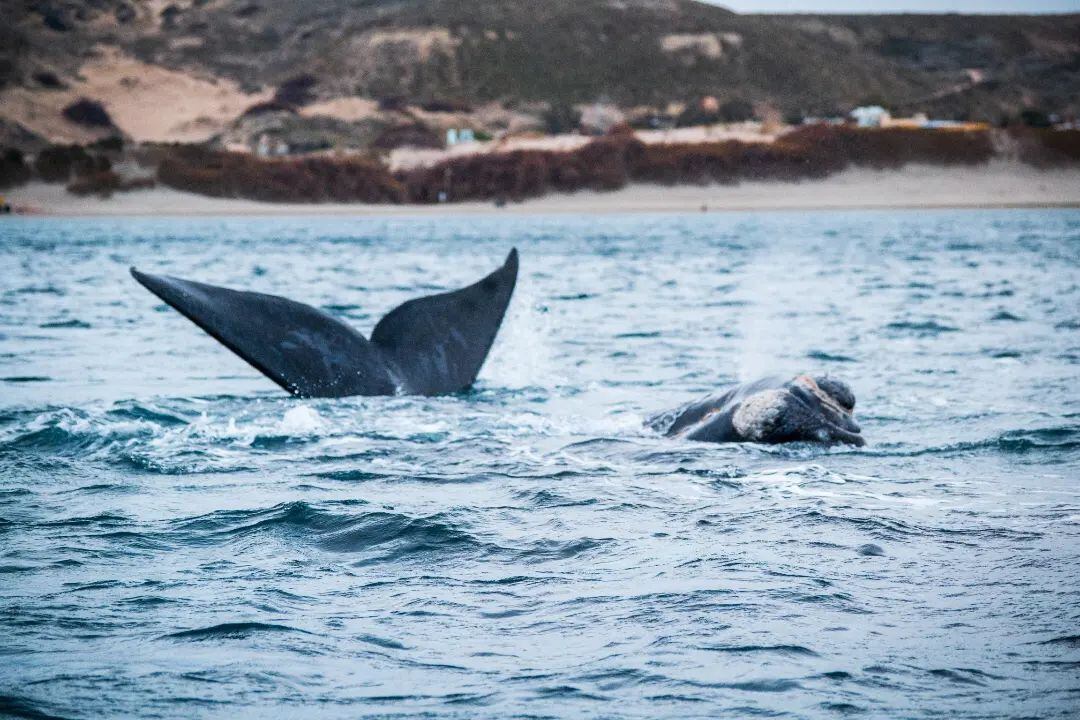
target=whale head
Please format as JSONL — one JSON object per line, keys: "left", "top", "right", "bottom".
{"left": 790, "top": 375, "right": 863, "bottom": 445}
{"left": 730, "top": 375, "right": 864, "bottom": 446}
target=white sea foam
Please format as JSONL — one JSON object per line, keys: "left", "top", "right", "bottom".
{"left": 277, "top": 406, "right": 326, "bottom": 435}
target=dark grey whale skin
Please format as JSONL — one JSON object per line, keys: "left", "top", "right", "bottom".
{"left": 647, "top": 375, "right": 865, "bottom": 446}
{"left": 131, "top": 249, "right": 518, "bottom": 398}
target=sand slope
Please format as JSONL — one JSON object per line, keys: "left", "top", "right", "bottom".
{"left": 0, "top": 47, "right": 270, "bottom": 145}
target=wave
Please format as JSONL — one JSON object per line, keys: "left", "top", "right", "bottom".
{"left": 168, "top": 500, "right": 609, "bottom": 567}
{"left": 790, "top": 509, "right": 1042, "bottom": 542}
{"left": 868, "top": 425, "right": 1080, "bottom": 458}
{"left": 0, "top": 695, "right": 70, "bottom": 720}
{"left": 1040, "top": 635, "right": 1080, "bottom": 647}
{"left": 806, "top": 350, "right": 857, "bottom": 363}
{"left": 38, "top": 319, "right": 91, "bottom": 329}
{"left": 173, "top": 501, "right": 487, "bottom": 562}
{"left": 0, "top": 408, "right": 165, "bottom": 457}
{"left": 926, "top": 667, "right": 1002, "bottom": 686}
{"left": 698, "top": 644, "right": 820, "bottom": 658}
{"left": 162, "top": 621, "right": 310, "bottom": 641}
{"left": 0, "top": 402, "right": 346, "bottom": 474}
{"left": 884, "top": 320, "right": 960, "bottom": 336}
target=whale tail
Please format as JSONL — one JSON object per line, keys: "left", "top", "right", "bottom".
{"left": 131, "top": 249, "right": 518, "bottom": 398}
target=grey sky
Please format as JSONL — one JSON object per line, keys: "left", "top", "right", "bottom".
{"left": 715, "top": 0, "right": 1079, "bottom": 12}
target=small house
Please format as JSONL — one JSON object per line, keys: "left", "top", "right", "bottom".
{"left": 850, "top": 106, "right": 890, "bottom": 128}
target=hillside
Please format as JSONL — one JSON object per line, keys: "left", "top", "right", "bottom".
{"left": 2, "top": 0, "right": 1078, "bottom": 147}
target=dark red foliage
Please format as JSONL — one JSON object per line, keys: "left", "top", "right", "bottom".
{"left": 397, "top": 125, "right": 996, "bottom": 204}
{"left": 156, "top": 147, "right": 404, "bottom": 203}
{"left": 0, "top": 148, "right": 31, "bottom": 188}
{"left": 34, "top": 145, "right": 110, "bottom": 183}
{"left": 782, "top": 124, "right": 994, "bottom": 168}
{"left": 371, "top": 124, "right": 444, "bottom": 151}
{"left": 152, "top": 125, "right": 1013, "bottom": 205}
{"left": 1010, "top": 128, "right": 1080, "bottom": 167}
{"left": 67, "top": 171, "right": 155, "bottom": 198}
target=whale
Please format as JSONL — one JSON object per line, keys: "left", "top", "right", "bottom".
{"left": 131, "top": 249, "right": 518, "bottom": 398}
{"left": 647, "top": 375, "right": 865, "bottom": 446}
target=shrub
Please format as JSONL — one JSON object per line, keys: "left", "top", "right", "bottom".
{"left": 1019, "top": 109, "right": 1052, "bottom": 129}
{"left": 33, "top": 71, "right": 64, "bottom": 89}
{"left": 399, "top": 134, "right": 645, "bottom": 202}
{"left": 782, "top": 124, "right": 993, "bottom": 168}
{"left": 378, "top": 96, "right": 409, "bottom": 112}
{"left": 719, "top": 99, "right": 755, "bottom": 123}
{"left": 421, "top": 98, "right": 472, "bottom": 113}
{"left": 274, "top": 75, "right": 317, "bottom": 107}
{"left": 0, "top": 148, "right": 31, "bottom": 188}
{"left": 159, "top": 4, "right": 181, "bottom": 28}
{"left": 152, "top": 125, "right": 1005, "bottom": 206}
{"left": 542, "top": 104, "right": 581, "bottom": 135}
{"left": 676, "top": 100, "right": 721, "bottom": 128}
{"left": 398, "top": 125, "right": 995, "bottom": 204}
{"left": 156, "top": 147, "right": 405, "bottom": 203}
{"left": 42, "top": 12, "right": 70, "bottom": 32}
{"left": 371, "top": 124, "right": 444, "bottom": 151}
{"left": 34, "top": 145, "right": 110, "bottom": 183}
{"left": 1012, "top": 128, "right": 1080, "bottom": 167}
{"left": 67, "top": 171, "right": 154, "bottom": 198}
{"left": 62, "top": 99, "right": 114, "bottom": 128}
{"left": 88, "top": 135, "right": 124, "bottom": 152}
{"left": 240, "top": 100, "right": 296, "bottom": 118}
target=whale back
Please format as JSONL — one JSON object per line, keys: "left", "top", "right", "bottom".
{"left": 130, "top": 269, "right": 396, "bottom": 397}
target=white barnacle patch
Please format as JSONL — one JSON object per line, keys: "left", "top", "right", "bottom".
{"left": 733, "top": 389, "right": 788, "bottom": 441}
{"left": 796, "top": 375, "right": 852, "bottom": 420}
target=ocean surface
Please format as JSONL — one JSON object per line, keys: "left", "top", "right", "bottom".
{"left": 0, "top": 210, "right": 1077, "bottom": 719}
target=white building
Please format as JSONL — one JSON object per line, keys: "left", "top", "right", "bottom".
{"left": 850, "top": 106, "right": 891, "bottom": 128}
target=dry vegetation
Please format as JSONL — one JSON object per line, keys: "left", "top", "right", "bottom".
{"left": 4, "top": 125, "right": 1072, "bottom": 205}
{"left": 1010, "top": 128, "right": 1080, "bottom": 167}
{"left": 33, "top": 144, "right": 111, "bottom": 182}
{"left": 0, "top": 148, "right": 31, "bottom": 188}
{"left": 156, "top": 146, "right": 405, "bottom": 203}
{"left": 398, "top": 126, "right": 997, "bottom": 203}
{"left": 66, "top": 171, "right": 154, "bottom": 198}
{"left": 148, "top": 125, "right": 1001, "bottom": 204}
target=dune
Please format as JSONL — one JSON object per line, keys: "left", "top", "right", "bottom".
{"left": 0, "top": 47, "right": 271, "bottom": 145}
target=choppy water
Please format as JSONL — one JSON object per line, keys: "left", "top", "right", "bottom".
{"left": 1, "top": 210, "right": 1078, "bottom": 719}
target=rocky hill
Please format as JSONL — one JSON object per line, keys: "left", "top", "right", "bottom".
{"left": 2, "top": 0, "right": 1078, "bottom": 147}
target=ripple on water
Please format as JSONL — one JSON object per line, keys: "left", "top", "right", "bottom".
{"left": 162, "top": 622, "right": 311, "bottom": 642}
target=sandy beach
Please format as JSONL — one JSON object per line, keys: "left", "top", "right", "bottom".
{"left": 5, "top": 161, "right": 1079, "bottom": 216}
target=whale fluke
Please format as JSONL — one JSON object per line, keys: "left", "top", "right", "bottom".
{"left": 371, "top": 248, "right": 518, "bottom": 395}
{"left": 131, "top": 249, "right": 518, "bottom": 398}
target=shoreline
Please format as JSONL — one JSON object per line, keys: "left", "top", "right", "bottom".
{"left": 5, "top": 162, "right": 1079, "bottom": 217}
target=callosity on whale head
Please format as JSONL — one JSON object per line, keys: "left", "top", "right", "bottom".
{"left": 649, "top": 374, "right": 866, "bottom": 446}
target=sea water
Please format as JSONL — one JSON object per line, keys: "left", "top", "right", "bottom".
{"left": 0, "top": 210, "right": 1077, "bottom": 718}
